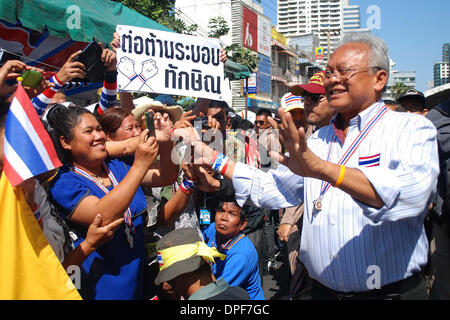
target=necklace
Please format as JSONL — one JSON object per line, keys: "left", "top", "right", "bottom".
{"left": 93, "top": 175, "right": 104, "bottom": 185}
{"left": 74, "top": 166, "right": 105, "bottom": 185}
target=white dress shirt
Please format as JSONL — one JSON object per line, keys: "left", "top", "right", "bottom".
{"left": 232, "top": 101, "right": 439, "bottom": 292}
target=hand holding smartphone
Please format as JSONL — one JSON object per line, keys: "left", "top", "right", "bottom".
{"left": 73, "top": 41, "right": 106, "bottom": 82}
{"left": 145, "top": 111, "right": 156, "bottom": 139}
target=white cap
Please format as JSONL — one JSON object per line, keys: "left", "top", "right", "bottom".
{"left": 280, "top": 93, "right": 304, "bottom": 112}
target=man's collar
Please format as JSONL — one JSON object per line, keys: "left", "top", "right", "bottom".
{"left": 331, "top": 100, "right": 385, "bottom": 136}
{"left": 189, "top": 278, "right": 230, "bottom": 300}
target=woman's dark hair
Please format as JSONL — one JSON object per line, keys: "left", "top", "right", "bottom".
{"left": 0, "top": 98, "right": 9, "bottom": 130}
{"left": 99, "top": 107, "right": 132, "bottom": 136}
{"left": 229, "top": 115, "right": 243, "bottom": 130}
{"left": 44, "top": 104, "right": 92, "bottom": 165}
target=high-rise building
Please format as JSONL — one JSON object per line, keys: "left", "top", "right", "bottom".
{"left": 278, "top": 0, "right": 343, "bottom": 62}
{"left": 430, "top": 43, "right": 450, "bottom": 88}
{"left": 434, "top": 62, "right": 450, "bottom": 87}
{"left": 277, "top": 0, "right": 363, "bottom": 63}
{"left": 342, "top": 0, "right": 360, "bottom": 32}
{"left": 443, "top": 43, "right": 449, "bottom": 63}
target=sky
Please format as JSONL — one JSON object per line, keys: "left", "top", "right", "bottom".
{"left": 259, "top": 0, "right": 450, "bottom": 92}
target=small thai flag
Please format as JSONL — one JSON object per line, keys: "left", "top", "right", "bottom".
{"left": 3, "top": 84, "right": 62, "bottom": 187}
{"left": 359, "top": 153, "right": 381, "bottom": 167}
{"left": 157, "top": 251, "right": 164, "bottom": 267}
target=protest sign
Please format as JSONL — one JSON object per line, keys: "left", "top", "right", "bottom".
{"left": 116, "top": 25, "right": 224, "bottom": 100}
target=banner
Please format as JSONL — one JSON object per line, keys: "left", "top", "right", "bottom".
{"left": 245, "top": 72, "right": 257, "bottom": 94}
{"left": 116, "top": 25, "right": 224, "bottom": 100}
{"left": 243, "top": 7, "right": 258, "bottom": 52}
{"left": 271, "top": 27, "right": 286, "bottom": 47}
{"left": 242, "top": 6, "right": 271, "bottom": 57}
{"left": 257, "top": 15, "right": 271, "bottom": 57}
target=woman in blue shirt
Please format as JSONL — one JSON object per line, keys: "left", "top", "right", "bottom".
{"left": 46, "top": 105, "right": 168, "bottom": 299}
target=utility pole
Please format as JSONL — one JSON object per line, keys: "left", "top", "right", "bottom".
{"left": 322, "top": 29, "right": 341, "bottom": 63}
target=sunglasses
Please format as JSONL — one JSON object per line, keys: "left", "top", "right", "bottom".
{"left": 304, "top": 93, "right": 325, "bottom": 103}
{"left": 254, "top": 120, "right": 266, "bottom": 125}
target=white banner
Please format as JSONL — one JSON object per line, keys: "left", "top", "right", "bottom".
{"left": 257, "top": 15, "right": 271, "bottom": 57}
{"left": 116, "top": 25, "right": 224, "bottom": 100}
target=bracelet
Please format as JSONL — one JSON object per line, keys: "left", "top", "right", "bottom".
{"left": 333, "top": 165, "right": 346, "bottom": 188}
{"left": 179, "top": 176, "right": 196, "bottom": 194}
{"left": 220, "top": 158, "right": 230, "bottom": 175}
{"left": 209, "top": 150, "right": 219, "bottom": 168}
{"left": 212, "top": 153, "right": 229, "bottom": 174}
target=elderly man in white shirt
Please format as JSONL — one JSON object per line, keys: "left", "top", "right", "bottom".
{"left": 175, "top": 32, "right": 439, "bottom": 300}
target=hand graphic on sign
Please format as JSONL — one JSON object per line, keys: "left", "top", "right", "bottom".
{"left": 138, "top": 59, "right": 159, "bottom": 92}
{"left": 118, "top": 56, "right": 138, "bottom": 89}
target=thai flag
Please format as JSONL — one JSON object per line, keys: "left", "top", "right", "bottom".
{"left": 157, "top": 251, "right": 164, "bottom": 267}
{"left": 359, "top": 153, "right": 381, "bottom": 167}
{"left": 3, "top": 84, "right": 62, "bottom": 187}
{"left": 284, "top": 94, "right": 304, "bottom": 105}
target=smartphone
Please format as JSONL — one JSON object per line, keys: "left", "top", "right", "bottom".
{"left": 145, "top": 111, "right": 156, "bottom": 138}
{"left": 20, "top": 70, "right": 42, "bottom": 88}
{"left": 73, "top": 41, "right": 106, "bottom": 82}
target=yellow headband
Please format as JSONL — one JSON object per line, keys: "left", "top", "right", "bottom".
{"left": 158, "top": 241, "right": 226, "bottom": 271}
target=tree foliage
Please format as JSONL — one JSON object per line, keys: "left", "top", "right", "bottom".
{"left": 391, "top": 82, "right": 410, "bottom": 100}
{"left": 224, "top": 44, "right": 259, "bottom": 72}
{"left": 208, "top": 16, "right": 229, "bottom": 38}
{"left": 114, "top": 0, "right": 198, "bottom": 34}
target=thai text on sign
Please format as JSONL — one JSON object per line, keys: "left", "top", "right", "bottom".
{"left": 116, "top": 25, "right": 224, "bottom": 100}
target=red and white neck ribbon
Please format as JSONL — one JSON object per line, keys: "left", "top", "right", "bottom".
{"left": 73, "top": 162, "right": 134, "bottom": 231}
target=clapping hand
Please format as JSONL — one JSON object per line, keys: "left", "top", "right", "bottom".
{"left": 267, "top": 108, "right": 325, "bottom": 179}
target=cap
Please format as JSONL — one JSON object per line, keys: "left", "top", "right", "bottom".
{"left": 154, "top": 228, "right": 226, "bottom": 286}
{"left": 132, "top": 98, "right": 183, "bottom": 122}
{"left": 154, "top": 94, "right": 179, "bottom": 106}
{"left": 290, "top": 70, "right": 326, "bottom": 96}
{"left": 397, "top": 89, "right": 425, "bottom": 105}
{"left": 280, "top": 92, "right": 304, "bottom": 112}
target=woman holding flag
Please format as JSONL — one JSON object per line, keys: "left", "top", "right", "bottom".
{"left": 46, "top": 104, "right": 171, "bottom": 299}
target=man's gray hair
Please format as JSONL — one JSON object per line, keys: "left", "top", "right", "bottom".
{"left": 337, "top": 32, "right": 390, "bottom": 80}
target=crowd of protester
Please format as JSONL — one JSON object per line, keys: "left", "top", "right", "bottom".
{"left": 0, "top": 30, "right": 449, "bottom": 301}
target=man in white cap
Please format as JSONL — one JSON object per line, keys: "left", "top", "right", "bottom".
{"left": 280, "top": 92, "right": 307, "bottom": 131}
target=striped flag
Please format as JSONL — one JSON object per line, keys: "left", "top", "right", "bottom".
{"left": 3, "top": 84, "right": 62, "bottom": 187}
{"left": 0, "top": 84, "right": 81, "bottom": 299}
{"left": 359, "top": 153, "right": 381, "bottom": 167}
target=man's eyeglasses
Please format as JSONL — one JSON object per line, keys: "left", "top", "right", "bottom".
{"left": 304, "top": 93, "right": 325, "bottom": 103}
{"left": 324, "top": 66, "right": 381, "bottom": 81}
{"left": 254, "top": 120, "right": 267, "bottom": 125}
